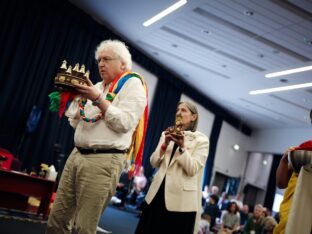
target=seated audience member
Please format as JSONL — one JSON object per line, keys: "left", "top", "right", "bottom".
{"left": 230, "top": 193, "right": 243, "bottom": 210}
{"left": 198, "top": 213, "right": 211, "bottom": 234}
{"left": 126, "top": 166, "right": 147, "bottom": 208}
{"left": 218, "top": 192, "right": 229, "bottom": 211}
{"left": 243, "top": 204, "right": 264, "bottom": 234}
{"left": 111, "top": 171, "right": 131, "bottom": 207}
{"left": 219, "top": 201, "right": 240, "bottom": 234}
{"left": 204, "top": 194, "right": 220, "bottom": 231}
{"left": 211, "top": 185, "right": 220, "bottom": 196}
{"left": 202, "top": 185, "right": 210, "bottom": 207}
{"left": 239, "top": 204, "right": 250, "bottom": 229}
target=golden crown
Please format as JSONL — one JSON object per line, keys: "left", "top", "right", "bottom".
{"left": 54, "top": 60, "right": 89, "bottom": 91}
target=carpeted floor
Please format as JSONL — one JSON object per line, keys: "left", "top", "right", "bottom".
{"left": 0, "top": 206, "right": 139, "bottom": 234}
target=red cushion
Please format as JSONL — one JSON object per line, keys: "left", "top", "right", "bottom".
{"left": 0, "top": 148, "right": 14, "bottom": 170}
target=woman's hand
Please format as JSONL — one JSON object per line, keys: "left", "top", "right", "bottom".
{"left": 74, "top": 77, "right": 100, "bottom": 101}
{"left": 168, "top": 131, "right": 185, "bottom": 148}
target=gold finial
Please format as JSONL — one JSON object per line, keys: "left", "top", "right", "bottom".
{"left": 84, "top": 70, "right": 90, "bottom": 79}
{"left": 79, "top": 65, "right": 86, "bottom": 74}
{"left": 66, "top": 65, "right": 72, "bottom": 74}
{"left": 73, "top": 63, "right": 80, "bottom": 72}
{"left": 60, "top": 60, "right": 67, "bottom": 70}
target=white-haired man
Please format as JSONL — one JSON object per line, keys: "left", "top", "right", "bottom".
{"left": 46, "top": 39, "right": 147, "bottom": 234}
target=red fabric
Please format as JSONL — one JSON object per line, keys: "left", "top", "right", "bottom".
{"left": 59, "top": 92, "right": 76, "bottom": 118}
{"left": 0, "top": 148, "right": 14, "bottom": 169}
{"left": 294, "top": 140, "right": 312, "bottom": 151}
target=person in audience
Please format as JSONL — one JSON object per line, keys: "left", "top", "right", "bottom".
{"left": 46, "top": 39, "right": 147, "bottom": 234}
{"left": 126, "top": 166, "right": 147, "bottom": 208}
{"left": 204, "top": 194, "right": 220, "bottom": 231}
{"left": 135, "top": 101, "right": 209, "bottom": 234}
{"left": 219, "top": 201, "right": 240, "bottom": 234}
{"left": 198, "top": 213, "right": 211, "bottom": 234}
{"left": 243, "top": 204, "right": 264, "bottom": 234}
{"left": 218, "top": 192, "right": 229, "bottom": 211}
{"left": 211, "top": 185, "right": 220, "bottom": 196}
{"left": 111, "top": 170, "right": 131, "bottom": 207}
{"left": 202, "top": 185, "right": 210, "bottom": 207}
{"left": 261, "top": 209, "right": 277, "bottom": 234}
{"left": 230, "top": 193, "right": 243, "bottom": 210}
{"left": 239, "top": 204, "right": 249, "bottom": 229}
{"left": 273, "top": 140, "right": 312, "bottom": 234}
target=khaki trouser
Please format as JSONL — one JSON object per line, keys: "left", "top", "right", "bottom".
{"left": 46, "top": 148, "right": 126, "bottom": 234}
{"left": 285, "top": 165, "right": 312, "bottom": 234}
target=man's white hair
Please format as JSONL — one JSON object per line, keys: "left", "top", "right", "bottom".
{"left": 95, "top": 39, "right": 132, "bottom": 70}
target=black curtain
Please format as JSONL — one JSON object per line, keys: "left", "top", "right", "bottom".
{"left": 142, "top": 80, "right": 181, "bottom": 177}
{"left": 264, "top": 154, "right": 282, "bottom": 210}
{"left": 0, "top": 0, "right": 109, "bottom": 170}
{"left": 202, "top": 116, "right": 223, "bottom": 188}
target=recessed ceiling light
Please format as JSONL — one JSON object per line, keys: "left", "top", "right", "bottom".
{"left": 265, "top": 65, "right": 312, "bottom": 78}
{"left": 244, "top": 10, "right": 254, "bottom": 16}
{"left": 152, "top": 52, "right": 159, "bottom": 56}
{"left": 143, "top": 0, "right": 187, "bottom": 27}
{"left": 249, "top": 82, "right": 312, "bottom": 95}
{"left": 257, "top": 54, "right": 264, "bottom": 58}
{"left": 303, "top": 38, "right": 312, "bottom": 45}
{"left": 201, "top": 29, "right": 211, "bottom": 35}
{"left": 171, "top": 44, "right": 178, "bottom": 48}
{"left": 280, "top": 78, "right": 288, "bottom": 83}
{"left": 222, "top": 64, "right": 227, "bottom": 68}
{"left": 263, "top": 160, "right": 268, "bottom": 165}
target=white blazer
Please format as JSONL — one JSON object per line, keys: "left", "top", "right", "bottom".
{"left": 145, "top": 130, "right": 209, "bottom": 227}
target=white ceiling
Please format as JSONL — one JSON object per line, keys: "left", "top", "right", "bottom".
{"left": 70, "top": 0, "right": 312, "bottom": 130}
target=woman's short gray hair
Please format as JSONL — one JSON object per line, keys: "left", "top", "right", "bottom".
{"left": 178, "top": 101, "right": 199, "bottom": 132}
{"left": 95, "top": 39, "right": 132, "bottom": 70}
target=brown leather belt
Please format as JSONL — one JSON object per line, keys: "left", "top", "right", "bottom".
{"left": 76, "top": 147, "right": 128, "bottom": 154}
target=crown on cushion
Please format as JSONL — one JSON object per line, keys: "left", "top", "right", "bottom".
{"left": 54, "top": 60, "right": 89, "bottom": 91}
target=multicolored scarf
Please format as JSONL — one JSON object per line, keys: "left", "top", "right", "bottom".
{"left": 48, "top": 71, "right": 148, "bottom": 177}
{"left": 108, "top": 71, "right": 148, "bottom": 178}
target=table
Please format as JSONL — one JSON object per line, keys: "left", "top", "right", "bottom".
{"left": 0, "top": 169, "right": 55, "bottom": 219}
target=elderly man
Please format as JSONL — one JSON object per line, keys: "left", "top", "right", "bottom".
{"left": 46, "top": 39, "right": 147, "bottom": 234}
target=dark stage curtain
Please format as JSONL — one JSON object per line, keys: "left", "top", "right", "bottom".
{"left": 264, "top": 154, "right": 282, "bottom": 210}
{"left": 0, "top": 0, "right": 109, "bottom": 170}
{"left": 203, "top": 117, "right": 223, "bottom": 188}
{"left": 142, "top": 80, "right": 181, "bottom": 177}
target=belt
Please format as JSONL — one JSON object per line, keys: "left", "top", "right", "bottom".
{"left": 76, "top": 147, "right": 128, "bottom": 154}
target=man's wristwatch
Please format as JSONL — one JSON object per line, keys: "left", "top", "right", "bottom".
{"left": 179, "top": 147, "right": 185, "bottom": 154}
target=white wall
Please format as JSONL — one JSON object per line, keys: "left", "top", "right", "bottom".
{"left": 180, "top": 94, "right": 214, "bottom": 138}
{"left": 132, "top": 62, "right": 157, "bottom": 111}
{"left": 243, "top": 152, "right": 273, "bottom": 190}
{"left": 213, "top": 122, "right": 249, "bottom": 178}
{"left": 248, "top": 127, "right": 312, "bottom": 154}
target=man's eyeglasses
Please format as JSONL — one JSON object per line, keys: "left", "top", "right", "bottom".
{"left": 96, "top": 56, "right": 119, "bottom": 64}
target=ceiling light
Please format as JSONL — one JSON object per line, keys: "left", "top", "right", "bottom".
{"left": 232, "top": 144, "right": 240, "bottom": 151}
{"left": 143, "top": 0, "right": 187, "bottom": 27}
{"left": 263, "top": 160, "right": 268, "bottom": 165}
{"left": 304, "top": 38, "right": 312, "bottom": 45}
{"left": 265, "top": 65, "right": 312, "bottom": 78}
{"left": 244, "top": 10, "right": 254, "bottom": 16}
{"left": 201, "top": 29, "right": 211, "bottom": 35}
{"left": 249, "top": 82, "right": 312, "bottom": 95}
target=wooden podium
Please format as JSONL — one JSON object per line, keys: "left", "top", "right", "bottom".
{"left": 0, "top": 169, "right": 55, "bottom": 219}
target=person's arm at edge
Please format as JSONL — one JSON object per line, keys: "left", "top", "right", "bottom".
{"left": 276, "top": 147, "right": 294, "bottom": 189}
